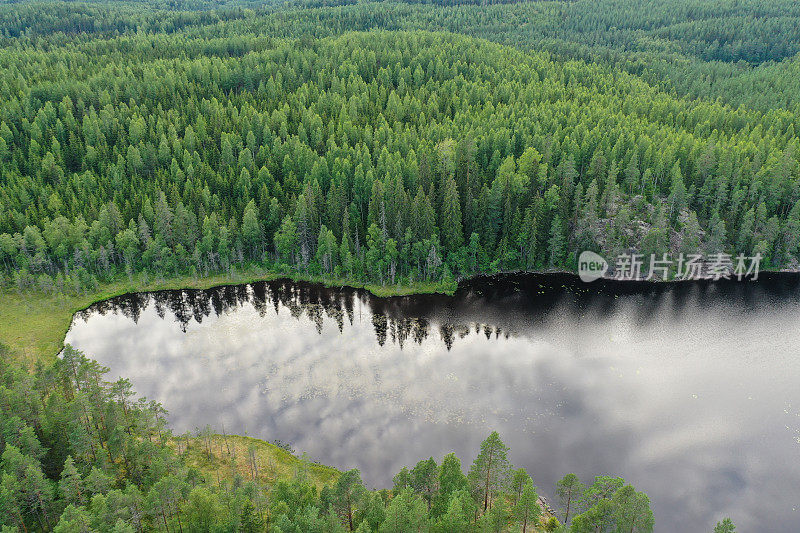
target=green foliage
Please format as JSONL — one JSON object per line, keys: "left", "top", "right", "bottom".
{"left": 432, "top": 489, "right": 474, "bottom": 533}
{"left": 512, "top": 481, "right": 541, "bottom": 533}
{"left": 430, "top": 453, "right": 467, "bottom": 518}
{"left": 333, "top": 469, "right": 366, "bottom": 531}
{"left": 714, "top": 517, "right": 736, "bottom": 533}
{"left": 182, "top": 486, "right": 225, "bottom": 532}
{"left": 380, "top": 489, "right": 429, "bottom": 533}
{"left": 568, "top": 477, "right": 654, "bottom": 533}
{"left": 556, "top": 473, "right": 584, "bottom": 525}
{"left": 468, "top": 431, "right": 510, "bottom": 513}
{"left": 1, "top": 0, "right": 798, "bottom": 293}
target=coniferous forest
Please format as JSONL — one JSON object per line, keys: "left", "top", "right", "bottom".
{"left": 1, "top": 0, "right": 797, "bottom": 531}
{"left": 1, "top": 0, "right": 799, "bottom": 294}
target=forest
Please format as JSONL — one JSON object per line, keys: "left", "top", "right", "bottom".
{"left": 0, "top": 0, "right": 794, "bottom": 530}
{"left": 0, "top": 0, "right": 799, "bottom": 295}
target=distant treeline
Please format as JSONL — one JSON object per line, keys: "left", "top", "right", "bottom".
{"left": 2, "top": 0, "right": 799, "bottom": 110}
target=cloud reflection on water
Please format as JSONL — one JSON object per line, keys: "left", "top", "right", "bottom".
{"left": 65, "top": 274, "right": 800, "bottom": 532}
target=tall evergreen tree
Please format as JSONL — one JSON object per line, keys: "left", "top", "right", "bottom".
{"left": 468, "top": 432, "right": 511, "bottom": 512}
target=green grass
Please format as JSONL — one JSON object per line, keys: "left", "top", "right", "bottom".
{"left": 179, "top": 434, "right": 339, "bottom": 490}
{"left": 0, "top": 289, "right": 98, "bottom": 366}
{"left": 0, "top": 268, "right": 456, "bottom": 365}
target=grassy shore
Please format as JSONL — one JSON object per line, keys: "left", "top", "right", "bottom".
{"left": 0, "top": 268, "right": 456, "bottom": 365}
{"left": 179, "top": 434, "right": 339, "bottom": 489}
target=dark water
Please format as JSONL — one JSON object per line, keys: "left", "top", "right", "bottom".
{"left": 65, "top": 273, "right": 800, "bottom": 532}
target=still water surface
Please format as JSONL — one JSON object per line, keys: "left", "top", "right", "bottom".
{"left": 65, "top": 274, "right": 800, "bottom": 531}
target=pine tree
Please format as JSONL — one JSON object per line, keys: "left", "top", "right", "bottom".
{"left": 440, "top": 177, "right": 463, "bottom": 251}
{"left": 274, "top": 215, "right": 299, "bottom": 265}
{"left": 333, "top": 469, "right": 366, "bottom": 531}
{"left": 714, "top": 518, "right": 736, "bottom": 533}
{"left": 431, "top": 453, "right": 468, "bottom": 518}
{"left": 556, "top": 473, "right": 584, "bottom": 525}
{"left": 241, "top": 200, "right": 262, "bottom": 259}
{"left": 435, "top": 490, "right": 471, "bottom": 532}
{"left": 612, "top": 485, "right": 654, "bottom": 533}
{"left": 410, "top": 457, "right": 438, "bottom": 511}
{"left": 379, "top": 489, "right": 428, "bottom": 533}
{"left": 468, "top": 432, "right": 511, "bottom": 513}
{"left": 59, "top": 456, "right": 84, "bottom": 506}
{"left": 513, "top": 481, "right": 541, "bottom": 533}
{"left": 668, "top": 162, "right": 688, "bottom": 220}
{"left": 547, "top": 216, "right": 566, "bottom": 268}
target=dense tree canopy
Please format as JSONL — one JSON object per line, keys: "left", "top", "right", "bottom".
{"left": 0, "top": 2, "right": 798, "bottom": 293}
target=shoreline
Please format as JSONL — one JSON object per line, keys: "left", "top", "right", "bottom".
{"left": 0, "top": 268, "right": 456, "bottom": 364}
{"left": 3, "top": 267, "right": 800, "bottom": 365}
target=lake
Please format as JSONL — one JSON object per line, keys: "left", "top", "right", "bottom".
{"left": 64, "top": 273, "right": 800, "bottom": 531}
